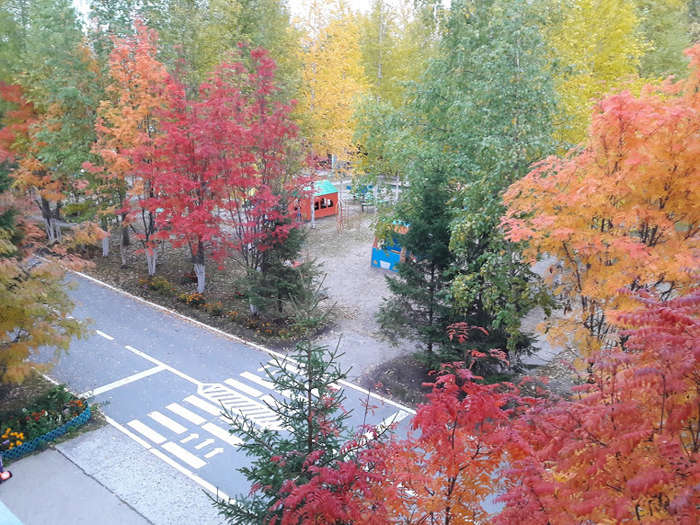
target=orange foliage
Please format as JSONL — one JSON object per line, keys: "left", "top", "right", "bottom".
{"left": 503, "top": 45, "right": 700, "bottom": 354}
{"left": 85, "top": 20, "right": 170, "bottom": 248}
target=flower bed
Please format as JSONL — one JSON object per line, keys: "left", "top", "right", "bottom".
{"left": 0, "top": 385, "right": 91, "bottom": 462}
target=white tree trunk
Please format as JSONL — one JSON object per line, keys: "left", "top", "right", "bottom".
{"left": 44, "top": 217, "right": 56, "bottom": 244}
{"left": 119, "top": 230, "right": 127, "bottom": 266}
{"left": 102, "top": 236, "right": 110, "bottom": 257}
{"left": 194, "top": 263, "right": 205, "bottom": 293}
{"left": 53, "top": 218, "right": 62, "bottom": 243}
{"left": 146, "top": 250, "right": 157, "bottom": 276}
{"left": 394, "top": 175, "right": 400, "bottom": 203}
{"left": 249, "top": 301, "right": 258, "bottom": 316}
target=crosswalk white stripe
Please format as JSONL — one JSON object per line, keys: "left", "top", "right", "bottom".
{"left": 149, "top": 411, "right": 187, "bottom": 434}
{"left": 202, "top": 422, "right": 243, "bottom": 446}
{"left": 224, "top": 378, "right": 263, "bottom": 397}
{"left": 167, "top": 403, "right": 206, "bottom": 425}
{"left": 81, "top": 365, "right": 164, "bottom": 398}
{"left": 127, "top": 419, "right": 166, "bottom": 444}
{"left": 184, "top": 395, "right": 222, "bottom": 416}
{"left": 95, "top": 329, "right": 114, "bottom": 341}
{"left": 240, "top": 371, "right": 275, "bottom": 390}
{"left": 162, "top": 441, "right": 206, "bottom": 469}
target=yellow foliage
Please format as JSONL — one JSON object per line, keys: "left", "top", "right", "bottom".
{"left": 298, "top": 1, "right": 369, "bottom": 160}
{"left": 544, "top": 0, "right": 647, "bottom": 146}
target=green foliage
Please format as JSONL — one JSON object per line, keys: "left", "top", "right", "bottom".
{"left": 243, "top": 226, "right": 323, "bottom": 322}
{"left": 377, "top": 162, "right": 460, "bottom": 363}
{"left": 0, "top": 385, "right": 87, "bottom": 450}
{"left": 214, "top": 337, "right": 351, "bottom": 524}
{"left": 377, "top": 0, "right": 555, "bottom": 368}
{"left": 636, "top": 0, "right": 692, "bottom": 78}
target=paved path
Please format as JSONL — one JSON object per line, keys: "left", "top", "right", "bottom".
{"left": 28, "top": 273, "right": 413, "bottom": 507}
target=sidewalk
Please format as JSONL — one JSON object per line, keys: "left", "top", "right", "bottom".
{"left": 0, "top": 425, "right": 224, "bottom": 525}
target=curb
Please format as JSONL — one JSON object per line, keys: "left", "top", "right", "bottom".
{"left": 68, "top": 267, "right": 415, "bottom": 415}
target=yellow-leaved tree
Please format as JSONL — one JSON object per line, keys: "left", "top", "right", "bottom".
{"left": 298, "top": 1, "right": 368, "bottom": 166}
{"left": 543, "top": 0, "right": 647, "bottom": 146}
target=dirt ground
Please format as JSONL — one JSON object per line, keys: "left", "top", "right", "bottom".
{"left": 302, "top": 201, "right": 420, "bottom": 382}
{"left": 82, "top": 195, "right": 572, "bottom": 407}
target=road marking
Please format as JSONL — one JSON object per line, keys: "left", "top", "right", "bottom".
{"left": 162, "top": 441, "right": 206, "bottom": 469}
{"left": 103, "top": 416, "right": 232, "bottom": 501}
{"left": 95, "top": 329, "right": 114, "bottom": 341}
{"left": 268, "top": 359, "right": 300, "bottom": 374}
{"left": 204, "top": 447, "right": 224, "bottom": 459}
{"left": 181, "top": 433, "right": 199, "bottom": 444}
{"left": 240, "top": 371, "right": 275, "bottom": 390}
{"left": 81, "top": 365, "right": 165, "bottom": 398}
{"left": 124, "top": 345, "right": 202, "bottom": 386}
{"left": 364, "top": 410, "right": 411, "bottom": 440}
{"left": 149, "top": 411, "right": 187, "bottom": 434}
{"left": 198, "top": 383, "right": 282, "bottom": 430}
{"left": 202, "top": 422, "right": 243, "bottom": 446}
{"left": 195, "top": 438, "right": 214, "bottom": 450}
{"left": 127, "top": 420, "right": 166, "bottom": 444}
{"left": 184, "top": 395, "right": 222, "bottom": 416}
{"left": 224, "top": 378, "right": 262, "bottom": 397}
{"left": 167, "top": 403, "right": 206, "bottom": 425}
{"left": 67, "top": 268, "right": 416, "bottom": 414}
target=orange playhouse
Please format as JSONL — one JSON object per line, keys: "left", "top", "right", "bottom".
{"left": 293, "top": 180, "right": 339, "bottom": 221}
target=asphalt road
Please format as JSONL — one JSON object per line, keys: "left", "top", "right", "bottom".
{"left": 35, "top": 272, "right": 414, "bottom": 501}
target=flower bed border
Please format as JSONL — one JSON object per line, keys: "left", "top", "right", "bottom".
{"left": 2, "top": 405, "right": 91, "bottom": 462}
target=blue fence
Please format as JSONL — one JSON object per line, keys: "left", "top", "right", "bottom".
{"left": 2, "top": 405, "right": 91, "bottom": 462}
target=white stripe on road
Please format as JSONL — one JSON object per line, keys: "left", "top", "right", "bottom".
{"left": 149, "top": 411, "right": 187, "bottom": 434}
{"left": 224, "top": 378, "right": 262, "bottom": 397}
{"left": 67, "top": 267, "right": 415, "bottom": 415}
{"left": 184, "top": 395, "right": 222, "bottom": 416}
{"left": 124, "top": 345, "right": 202, "bottom": 386}
{"left": 81, "top": 365, "right": 164, "bottom": 398}
{"left": 167, "top": 403, "right": 206, "bottom": 425}
{"left": 240, "top": 371, "right": 275, "bottom": 390}
{"left": 195, "top": 438, "right": 214, "bottom": 450}
{"left": 127, "top": 419, "right": 166, "bottom": 444}
{"left": 104, "top": 418, "right": 233, "bottom": 501}
{"left": 202, "top": 422, "right": 243, "bottom": 447}
{"left": 162, "top": 441, "right": 206, "bottom": 469}
{"left": 95, "top": 330, "right": 114, "bottom": 341}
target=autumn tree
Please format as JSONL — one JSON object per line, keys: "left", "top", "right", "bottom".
{"left": 542, "top": 0, "right": 646, "bottom": 145}
{"left": 503, "top": 44, "right": 700, "bottom": 355}
{"left": 87, "top": 22, "right": 171, "bottom": 271}
{"left": 0, "top": 162, "right": 84, "bottom": 384}
{"left": 378, "top": 0, "right": 556, "bottom": 369}
{"left": 298, "top": 1, "right": 368, "bottom": 166}
{"left": 498, "top": 289, "right": 700, "bottom": 523}
{"left": 7, "top": 0, "right": 102, "bottom": 243}
{"left": 275, "top": 350, "right": 523, "bottom": 524}
{"left": 214, "top": 48, "right": 308, "bottom": 311}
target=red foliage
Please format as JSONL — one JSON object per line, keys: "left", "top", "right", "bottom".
{"left": 148, "top": 47, "right": 307, "bottom": 281}
{"left": 498, "top": 289, "right": 700, "bottom": 524}
{"left": 0, "top": 83, "right": 38, "bottom": 163}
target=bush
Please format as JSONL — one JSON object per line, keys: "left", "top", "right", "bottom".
{"left": 0, "top": 386, "right": 87, "bottom": 452}
{"left": 177, "top": 292, "right": 205, "bottom": 307}
{"left": 143, "top": 275, "right": 176, "bottom": 296}
{"left": 205, "top": 301, "right": 224, "bottom": 316}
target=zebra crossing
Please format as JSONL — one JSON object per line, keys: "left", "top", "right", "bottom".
{"left": 123, "top": 366, "right": 287, "bottom": 470}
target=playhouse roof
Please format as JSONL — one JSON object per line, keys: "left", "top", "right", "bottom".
{"left": 310, "top": 179, "right": 338, "bottom": 196}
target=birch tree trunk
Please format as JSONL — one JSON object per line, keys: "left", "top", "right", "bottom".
{"left": 102, "top": 235, "right": 110, "bottom": 257}
{"left": 145, "top": 249, "right": 157, "bottom": 276}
